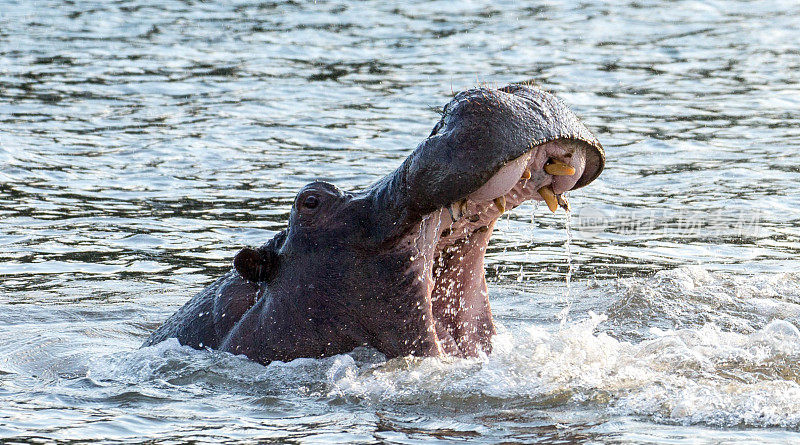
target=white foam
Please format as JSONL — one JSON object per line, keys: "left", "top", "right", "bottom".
{"left": 327, "top": 268, "right": 800, "bottom": 428}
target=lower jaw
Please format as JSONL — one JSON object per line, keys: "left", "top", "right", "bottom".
{"left": 401, "top": 195, "right": 523, "bottom": 357}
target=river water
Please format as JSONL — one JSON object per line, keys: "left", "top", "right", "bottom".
{"left": 2, "top": 0, "right": 800, "bottom": 443}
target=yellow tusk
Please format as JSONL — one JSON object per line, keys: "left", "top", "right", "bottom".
{"left": 521, "top": 168, "right": 531, "bottom": 180}
{"left": 493, "top": 196, "right": 506, "bottom": 214}
{"left": 544, "top": 160, "right": 576, "bottom": 176}
{"left": 537, "top": 186, "right": 559, "bottom": 213}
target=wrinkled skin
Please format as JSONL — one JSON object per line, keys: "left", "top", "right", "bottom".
{"left": 144, "top": 84, "right": 605, "bottom": 364}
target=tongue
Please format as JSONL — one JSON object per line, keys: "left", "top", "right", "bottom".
{"left": 465, "top": 152, "right": 532, "bottom": 202}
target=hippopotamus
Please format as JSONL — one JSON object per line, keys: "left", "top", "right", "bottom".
{"left": 144, "top": 84, "right": 605, "bottom": 364}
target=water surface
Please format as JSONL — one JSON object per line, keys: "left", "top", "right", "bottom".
{"left": 2, "top": 0, "right": 800, "bottom": 443}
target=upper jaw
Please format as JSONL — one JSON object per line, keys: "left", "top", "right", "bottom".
{"left": 409, "top": 86, "right": 603, "bottom": 214}
{"left": 447, "top": 84, "right": 605, "bottom": 191}
{"left": 364, "top": 84, "right": 604, "bottom": 246}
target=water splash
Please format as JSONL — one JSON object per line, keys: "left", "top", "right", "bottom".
{"left": 558, "top": 209, "right": 574, "bottom": 326}
{"left": 327, "top": 278, "right": 800, "bottom": 430}
{"left": 531, "top": 200, "right": 540, "bottom": 225}
{"left": 414, "top": 211, "right": 444, "bottom": 283}
{"left": 515, "top": 201, "right": 541, "bottom": 283}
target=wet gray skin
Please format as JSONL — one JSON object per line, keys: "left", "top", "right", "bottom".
{"left": 144, "top": 84, "right": 605, "bottom": 364}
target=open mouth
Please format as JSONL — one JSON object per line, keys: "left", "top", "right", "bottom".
{"left": 399, "top": 139, "right": 591, "bottom": 357}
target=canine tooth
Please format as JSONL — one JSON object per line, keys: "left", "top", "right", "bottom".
{"left": 521, "top": 168, "right": 531, "bottom": 180}
{"left": 556, "top": 194, "right": 571, "bottom": 212}
{"left": 537, "top": 186, "right": 558, "bottom": 212}
{"left": 493, "top": 196, "right": 506, "bottom": 213}
{"left": 544, "top": 160, "right": 576, "bottom": 176}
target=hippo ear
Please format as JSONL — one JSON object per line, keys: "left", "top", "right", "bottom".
{"left": 233, "top": 247, "right": 278, "bottom": 283}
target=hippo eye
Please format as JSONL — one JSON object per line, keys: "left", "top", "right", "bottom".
{"left": 294, "top": 182, "right": 340, "bottom": 217}
{"left": 301, "top": 194, "right": 319, "bottom": 210}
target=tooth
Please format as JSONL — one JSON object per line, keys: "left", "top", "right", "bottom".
{"left": 493, "top": 196, "right": 506, "bottom": 213}
{"left": 544, "top": 160, "right": 576, "bottom": 176}
{"left": 447, "top": 202, "right": 461, "bottom": 221}
{"left": 537, "top": 186, "right": 558, "bottom": 212}
{"left": 556, "top": 194, "right": 571, "bottom": 212}
{"left": 521, "top": 168, "right": 531, "bottom": 180}
{"left": 448, "top": 199, "right": 468, "bottom": 222}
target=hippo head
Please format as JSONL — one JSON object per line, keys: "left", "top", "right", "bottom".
{"left": 228, "top": 85, "right": 604, "bottom": 362}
